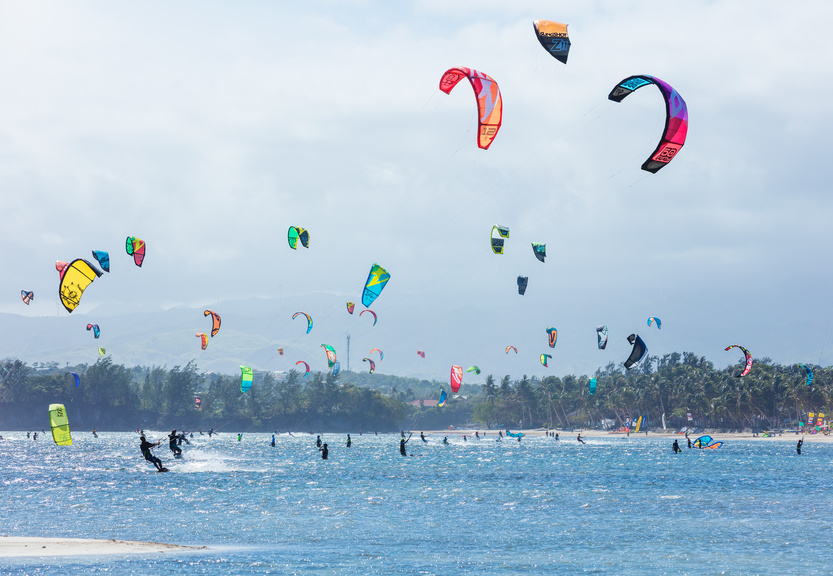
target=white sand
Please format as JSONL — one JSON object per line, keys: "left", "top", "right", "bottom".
{"left": 0, "top": 536, "right": 203, "bottom": 558}
{"left": 418, "top": 428, "right": 832, "bottom": 442}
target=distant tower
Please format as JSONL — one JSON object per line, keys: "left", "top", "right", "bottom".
{"left": 346, "top": 333, "right": 351, "bottom": 372}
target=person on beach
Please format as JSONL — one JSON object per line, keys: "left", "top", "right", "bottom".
{"left": 346, "top": 434, "right": 351, "bottom": 448}
{"left": 400, "top": 433, "right": 413, "bottom": 456}
{"left": 577, "top": 433, "right": 585, "bottom": 444}
{"left": 797, "top": 438, "right": 803, "bottom": 455}
{"left": 672, "top": 440, "right": 680, "bottom": 454}
{"left": 140, "top": 435, "right": 165, "bottom": 471}
{"left": 270, "top": 434, "right": 276, "bottom": 447}
{"left": 319, "top": 443, "right": 329, "bottom": 460}
{"left": 316, "top": 435, "right": 322, "bottom": 448}
{"left": 168, "top": 430, "right": 183, "bottom": 456}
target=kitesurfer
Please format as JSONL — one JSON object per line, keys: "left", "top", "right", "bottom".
{"left": 400, "top": 433, "right": 412, "bottom": 456}
{"left": 270, "top": 434, "right": 276, "bottom": 447}
{"left": 346, "top": 434, "right": 352, "bottom": 448}
{"left": 319, "top": 443, "right": 329, "bottom": 460}
{"left": 672, "top": 440, "right": 680, "bottom": 454}
{"left": 420, "top": 432, "right": 427, "bottom": 442}
{"left": 140, "top": 435, "right": 165, "bottom": 471}
{"left": 475, "top": 431, "right": 480, "bottom": 439}
{"left": 237, "top": 434, "right": 242, "bottom": 442}
{"left": 92, "top": 429, "right": 98, "bottom": 438}
{"left": 577, "top": 433, "right": 586, "bottom": 444}
{"left": 797, "top": 438, "right": 803, "bottom": 455}
{"left": 208, "top": 428, "right": 214, "bottom": 437}
{"left": 169, "top": 430, "right": 182, "bottom": 456}
{"left": 442, "top": 436, "right": 449, "bottom": 445}
{"left": 33, "top": 432, "right": 38, "bottom": 441}
{"left": 498, "top": 431, "right": 504, "bottom": 439}
{"left": 555, "top": 433, "right": 559, "bottom": 441}
{"left": 687, "top": 437, "right": 692, "bottom": 449}
{"left": 316, "top": 435, "right": 322, "bottom": 448}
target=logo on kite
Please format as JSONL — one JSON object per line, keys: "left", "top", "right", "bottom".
{"left": 296, "top": 360, "right": 311, "bottom": 378}
{"left": 346, "top": 301, "right": 355, "bottom": 314}
{"left": 647, "top": 317, "right": 662, "bottom": 330}
{"left": 196, "top": 333, "right": 208, "bottom": 350}
{"left": 491, "top": 225, "right": 510, "bottom": 254}
{"left": 505, "top": 345, "right": 518, "bottom": 354}
{"left": 49, "top": 404, "right": 72, "bottom": 446}
{"left": 370, "top": 348, "right": 383, "bottom": 362}
{"left": 724, "top": 344, "right": 753, "bottom": 378}
{"left": 360, "top": 309, "right": 378, "bottom": 326}
{"left": 92, "top": 250, "right": 110, "bottom": 273}
{"left": 417, "top": 350, "right": 425, "bottom": 358}
{"left": 98, "top": 347, "right": 106, "bottom": 357}
{"left": 86, "top": 324, "right": 101, "bottom": 339}
{"left": 292, "top": 311, "right": 313, "bottom": 334}
{"left": 450, "top": 365, "right": 463, "bottom": 393}
{"left": 596, "top": 326, "right": 608, "bottom": 350}
{"left": 466, "top": 366, "right": 481, "bottom": 375}
{"left": 533, "top": 20, "right": 571, "bottom": 64}
{"left": 320, "top": 344, "right": 337, "bottom": 369}
{"left": 439, "top": 67, "right": 503, "bottom": 150}
{"left": 532, "top": 243, "right": 546, "bottom": 263}
{"left": 608, "top": 75, "right": 688, "bottom": 173}
{"left": 125, "top": 236, "right": 146, "bottom": 267}
{"left": 287, "top": 226, "right": 310, "bottom": 250}
{"left": 625, "top": 334, "right": 648, "bottom": 370}
{"left": 240, "top": 366, "right": 253, "bottom": 393}
{"left": 362, "top": 263, "right": 390, "bottom": 308}
{"left": 589, "top": 378, "right": 597, "bottom": 395}
{"left": 517, "top": 276, "right": 528, "bottom": 295}
{"left": 546, "top": 327, "right": 557, "bottom": 348}
{"left": 58, "top": 259, "right": 103, "bottom": 313}
{"left": 204, "top": 310, "right": 221, "bottom": 337}
{"left": 21, "top": 290, "right": 34, "bottom": 305}
{"left": 438, "top": 389, "right": 448, "bottom": 407}
{"left": 540, "top": 354, "right": 552, "bottom": 367}
{"left": 363, "top": 358, "right": 376, "bottom": 374}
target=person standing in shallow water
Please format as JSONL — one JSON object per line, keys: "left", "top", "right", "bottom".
{"left": 319, "top": 443, "right": 328, "bottom": 460}
{"left": 346, "top": 434, "right": 351, "bottom": 448}
{"left": 797, "top": 438, "right": 803, "bottom": 455}
{"left": 316, "top": 435, "right": 322, "bottom": 448}
{"left": 672, "top": 439, "right": 680, "bottom": 454}
{"left": 270, "top": 434, "right": 275, "bottom": 447}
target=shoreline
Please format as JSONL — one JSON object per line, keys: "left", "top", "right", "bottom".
{"left": 0, "top": 537, "right": 204, "bottom": 558}
{"left": 409, "top": 428, "right": 833, "bottom": 442}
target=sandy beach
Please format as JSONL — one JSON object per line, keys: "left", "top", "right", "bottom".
{"left": 415, "top": 428, "right": 833, "bottom": 442}
{"left": 0, "top": 537, "right": 203, "bottom": 558}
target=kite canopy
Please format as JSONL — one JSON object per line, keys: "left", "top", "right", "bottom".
{"left": 624, "top": 334, "right": 647, "bottom": 370}
{"left": 596, "top": 325, "right": 608, "bottom": 350}
{"left": 278, "top": 347, "right": 284, "bottom": 356}
{"left": 360, "top": 309, "right": 378, "bottom": 326}
{"left": 204, "top": 310, "right": 221, "bottom": 337}
{"left": 195, "top": 396, "right": 201, "bottom": 410}
{"left": 540, "top": 354, "right": 552, "bottom": 367}
{"left": 92, "top": 250, "right": 110, "bottom": 272}
{"left": 49, "top": 404, "right": 72, "bottom": 446}
{"left": 370, "top": 348, "right": 383, "bottom": 362}
{"left": 363, "top": 357, "right": 376, "bottom": 374}
{"left": 725, "top": 345, "right": 753, "bottom": 378}
{"left": 450, "top": 365, "right": 463, "bottom": 393}
{"left": 20, "top": 290, "right": 33, "bottom": 305}
{"left": 332, "top": 361, "right": 341, "bottom": 377}
{"left": 517, "top": 276, "right": 528, "bottom": 295}
{"left": 439, "top": 67, "right": 503, "bottom": 150}
{"left": 692, "top": 435, "right": 722, "bottom": 449}
{"left": 70, "top": 372, "right": 80, "bottom": 388}
{"left": 292, "top": 311, "right": 313, "bottom": 334}
{"left": 647, "top": 317, "right": 662, "bottom": 330}
{"left": 798, "top": 364, "right": 814, "bottom": 386}
{"left": 296, "top": 360, "right": 311, "bottom": 378}
{"left": 417, "top": 350, "right": 425, "bottom": 358}
{"left": 98, "top": 347, "right": 106, "bottom": 357}
{"left": 466, "top": 366, "right": 481, "bottom": 375}
{"left": 491, "top": 225, "right": 510, "bottom": 254}
{"left": 547, "top": 327, "right": 558, "bottom": 348}
{"left": 125, "top": 236, "right": 146, "bottom": 267}
{"left": 438, "top": 389, "right": 448, "bottom": 407}
{"left": 240, "top": 366, "right": 253, "bottom": 393}
{"left": 589, "top": 378, "right": 597, "bottom": 395}
{"left": 608, "top": 75, "right": 688, "bottom": 173}
{"left": 320, "top": 344, "right": 337, "bottom": 368}
{"left": 532, "top": 243, "right": 546, "bottom": 263}
{"left": 505, "top": 345, "right": 518, "bottom": 354}
{"left": 362, "top": 263, "right": 390, "bottom": 308}
{"left": 196, "top": 333, "right": 208, "bottom": 350}
{"left": 288, "top": 226, "right": 310, "bottom": 250}
{"left": 86, "top": 324, "right": 101, "bottom": 339}
{"left": 346, "top": 301, "right": 355, "bottom": 314}
{"left": 532, "top": 20, "right": 571, "bottom": 64}
{"left": 58, "top": 259, "right": 103, "bottom": 313}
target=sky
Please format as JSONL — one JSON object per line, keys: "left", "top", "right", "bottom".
{"left": 2, "top": 1, "right": 833, "bottom": 380}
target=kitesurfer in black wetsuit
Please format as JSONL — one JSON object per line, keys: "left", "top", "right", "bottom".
{"left": 672, "top": 439, "right": 680, "bottom": 453}
{"left": 316, "top": 435, "right": 322, "bottom": 448}
{"left": 797, "top": 438, "right": 803, "bottom": 455}
{"left": 140, "top": 435, "right": 165, "bottom": 471}
{"left": 346, "top": 434, "right": 351, "bottom": 448}
{"left": 400, "top": 433, "right": 412, "bottom": 456}
{"left": 319, "top": 443, "right": 329, "bottom": 460}
{"left": 577, "top": 433, "right": 586, "bottom": 444}
{"left": 420, "top": 432, "right": 427, "bottom": 442}
{"left": 169, "top": 430, "right": 182, "bottom": 456}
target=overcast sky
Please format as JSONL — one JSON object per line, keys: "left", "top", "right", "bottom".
{"left": 2, "top": 1, "right": 833, "bottom": 379}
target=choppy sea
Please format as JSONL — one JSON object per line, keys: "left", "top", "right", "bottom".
{"left": 1, "top": 431, "right": 830, "bottom": 575}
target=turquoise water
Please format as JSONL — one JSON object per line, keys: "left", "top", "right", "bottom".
{"left": 1, "top": 431, "right": 831, "bottom": 575}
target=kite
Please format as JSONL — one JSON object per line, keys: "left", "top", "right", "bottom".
{"left": 58, "top": 259, "right": 103, "bottom": 313}
{"left": 346, "top": 301, "right": 355, "bottom": 314}
{"left": 292, "top": 311, "right": 313, "bottom": 334}
{"left": 86, "top": 324, "right": 101, "bottom": 339}
{"left": 691, "top": 435, "right": 722, "bottom": 449}
{"left": 506, "top": 430, "right": 524, "bottom": 438}
{"left": 370, "top": 348, "right": 383, "bottom": 362}
{"left": 450, "top": 365, "right": 463, "bottom": 393}
{"left": 596, "top": 326, "right": 608, "bottom": 350}
{"left": 438, "top": 389, "right": 447, "bottom": 407}
{"left": 540, "top": 354, "right": 552, "bottom": 367}
{"left": 724, "top": 345, "right": 753, "bottom": 378}
{"left": 49, "top": 403, "right": 72, "bottom": 446}
{"left": 363, "top": 357, "right": 376, "bottom": 374}
{"left": 287, "top": 226, "right": 310, "bottom": 249}
{"left": 70, "top": 372, "right": 80, "bottom": 388}
{"left": 518, "top": 276, "right": 528, "bottom": 295}
{"left": 624, "top": 334, "right": 647, "bottom": 370}
{"left": 532, "top": 243, "right": 546, "bottom": 263}
{"left": 647, "top": 317, "right": 662, "bottom": 330}
{"left": 439, "top": 67, "right": 503, "bottom": 150}
{"left": 240, "top": 366, "right": 253, "bottom": 393}
{"left": 417, "top": 350, "right": 425, "bottom": 358}
{"left": 798, "top": 364, "right": 814, "bottom": 386}
{"left": 21, "top": 290, "right": 33, "bottom": 305}
{"left": 125, "top": 236, "right": 146, "bottom": 267}
{"left": 362, "top": 263, "right": 390, "bottom": 308}
{"left": 360, "top": 309, "right": 378, "bottom": 326}
{"left": 547, "top": 327, "right": 557, "bottom": 348}
{"left": 332, "top": 361, "right": 341, "bottom": 377}
{"left": 589, "top": 378, "right": 597, "bottom": 395}
{"left": 278, "top": 347, "right": 284, "bottom": 356}
{"left": 98, "top": 347, "right": 106, "bottom": 357}
{"left": 195, "top": 396, "right": 201, "bottom": 410}
{"left": 196, "top": 333, "right": 208, "bottom": 350}
{"left": 533, "top": 20, "right": 571, "bottom": 64}
{"left": 466, "top": 366, "right": 481, "bottom": 375}
{"left": 56, "top": 260, "right": 69, "bottom": 278}
{"left": 204, "top": 310, "right": 221, "bottom": 337}
{"left": 320, "top": 344, "right": 337, "bottom": 368}
{"left": 505, "top": 345, "right": 518, "bottom": 354}
{"left": 92, "top": 250, "right": 110, "bottom": 273}
{"left": 608, "top": 75, "right": 688, "bottom": 173}
{"left": 296, "top": 360, "right": 311, "bottom": 378}
{"left": 491, "top": 225, "right": 510, "bottom": 255}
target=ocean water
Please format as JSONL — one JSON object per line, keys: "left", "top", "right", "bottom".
{"left": 1, "top": 431, "right": 831, "bottom": 575}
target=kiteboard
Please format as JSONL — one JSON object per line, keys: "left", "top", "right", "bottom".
{"left": 158, "top": 467, "right": 169, "bottom": 473}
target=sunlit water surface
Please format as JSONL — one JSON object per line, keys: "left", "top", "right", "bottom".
{"left": 1, "top": 431, "right": 831, "bottom": 575}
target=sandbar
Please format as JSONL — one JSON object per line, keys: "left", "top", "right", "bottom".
{"left": 0, "top": 536, "right": 204, "bottom": 558}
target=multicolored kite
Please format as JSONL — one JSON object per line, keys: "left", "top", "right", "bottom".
{"left": 625, "top": 334, "right": 647, "bottom": 370}
{"left": 98, "top": 347, "right": 106, "bottom": 357}
{"left": 540, "top": 354, "right": 552, "bottom": 367}
{"left": 647, "top": 317, "right": 662, "bottom": 330}
{"left": 608, "top": 75, "right": 688, "bottom": 173}
{"left": 288, "top": 226, "right": 309, "bottom": 249}
{"left": 296, "top": 360, "right": 311, "bottom": 378}
{"left": 292, "top": 311, "right": 313, "bottom": 334}
{"left": 49, "top": 404, "right": 72, "bottom": 446}
{"left": 278, "top": 347, "right": 284, "bottom": 356}
{"left": 320, "top": 344, "right": 337, "bottom": 369}
{"left": 533, "top": 20, "right": 571, "bottom": 64}
{"left": 725, "top": 345, "right": 753, "bottom": 378}
{"left": 450, "top": 365, "right": 463, "bottom": 393}
{"left": 532, "top": 243, "right": 546, "bottom": 263}
{"left": 491, "top": 225, "right": 510, "bottom": 254}
{"left": 505, "top": 345, "right": 518, "bottom": 354}
{"left": 86, "top": 324, "right": 100, "bottom": 339}
{"left": 58, "top": 259, "right": 103, "bottom": 313}
{"left": 125, "top": 236, "right": 146, "bottom": 267}
{"left": 196, "top": 333, "right": 208, "bottom": 350}
{"left": 596, "top": 325, "right": 608, "bottom": 350}
{"left": 547, "top": 327, "right": 557, "bottom": 348}
{"left": 360, "top": 309, "right": 377, "bottom": 326}
{"left": 195, "top": 396, "right": 201, "bottom": 410}
{"left": 362, "top": 263, "right": 390, "bottom": 308}
{"left": 798, "top": 364, "right": 814, "bottom": 386}
{"left": 346, "top": 301, "right": 355, "bottom": 314}
{"left": 240, "top": 366, "right": 253, "bottom": 393}
{"left": 204, "top": 310, "right": 221, "bottom": 337}
{"left": 370, "top": 348, "right": 383, "bottom": 362}
{"left": 439, "top": 67, "right": 503, "bottom": 150}
{"left": 363, "top": 357, "right": 376, "bottom": 374}
{"left": 438, "top": 389, "right": 448, "bottom": 407}
{"left": 466, "top": 366, "right": 481, "bottom": 375}
{"left": 20, "top": 290, "right": 33, "bottom": 305}
{"left": 417, "top": 350, "right": 425, "bottom": 358}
